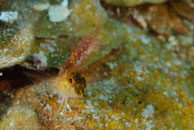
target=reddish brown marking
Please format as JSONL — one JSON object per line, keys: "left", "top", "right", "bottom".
{"left": 60, "top": 15, "right": 104, "bottom": 74}
{"left": 73, "top": 15, "right": 103, "bottom": 68}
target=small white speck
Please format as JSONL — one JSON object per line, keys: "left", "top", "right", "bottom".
{"left": 142, "top": 104, "right": 155, "bottom": 119}
{"left": 60, "top": 112, "right": 64, "bottom": 115}
{"left": 0, "top": 72, "right": 2, "bottom": 76}
{"left": 140, "top": 35, "right": 150, "bottom": 44}
{"left": 44, "top": 104, "right": 52, "bottom": 111}
{"left": 0, "top": 11, "right": 18, "bottom": 23}
{"left": 163, "top": 91, "right": 169, "bottom": 98}
{"left": 134, "top": 119, "right": 138, "bottom": 123}
{"left": 168, "top": 36, "right": 178, "bottom": 46}
{"left": 144, "top": 120, "right": 155, "bottom": 130}
{"left": 171, "top": 91, "right": 177, "bottom": 97}
{"left": 86, "top": 5, "right": 92, "bottom": 9}
{"left": 34, "top": 51, "right": 48, "bottom": 68}
{"left": 106, "top": 62, "right": 118, "bottom": 69}
{"left": 125, "top": 122, "right": 132, "bottom": 127}
{"left": 61, "top": 0, "right": 68, "bottom": 6}
{"left": 137, "top": 76, "right": 144, "bottom": 81}
{"left": 66, "top": 104, "right": 72, "bottom": 112}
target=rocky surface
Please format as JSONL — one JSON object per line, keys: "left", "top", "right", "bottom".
{"left": 0, "top": 0, "right": 193, "bottom": 129}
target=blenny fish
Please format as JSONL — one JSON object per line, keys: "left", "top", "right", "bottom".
{"left": 55, "top": 15, "right": 104, "bottom": 111}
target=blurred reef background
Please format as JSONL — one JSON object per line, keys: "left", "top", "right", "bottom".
{"left": 0, "top": 0, "right": 194, "bottom": 129}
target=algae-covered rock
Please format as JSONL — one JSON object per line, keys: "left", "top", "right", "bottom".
{"left": 12, "top": 76, "right": 88, "bottom": 129}
{"left": 0, "top": 105, "right": 41, "bottom": 130}
{"left": 130, "top": 4, "right": 188, "bottom": 35}
{"left": 166, "top": 21, "right": 194, "bottom": 68}
{"left": 105, "top": 0, "right": 167, "bottom": 7}
{"left": 82, "top": 24, "right": 194, "bottom": 129}
{"left": 0, "top": 0, "right": 39, "bottom": 69}
{"left": 0, "top": 25, "right": 34, "bottom": 69}
{"left": 0, "top": 0, "right": 194, "bottom": 130}
{"left": 170, "top": 0, "right": 194, "bottom": 23}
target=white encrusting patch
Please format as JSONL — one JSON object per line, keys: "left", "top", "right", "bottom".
{"left": 33, "top": 51, "right": 48, "bottom": 68}
{"left": 61, "top": 0, "right": 69, "bottom": 6}
{"left": 48, "top": 0, "right": 71, "bottom": 22}
{"left": 141, "top": 104, "right": 155, "bottom": 119}
{"left": 0, "top": 11, "right": 18, "bottom": 23}
{"left": 32, "top": 2, "right": 50, "bottom": 11}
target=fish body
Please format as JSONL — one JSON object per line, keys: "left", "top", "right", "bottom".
{"left": 56, "top": 15, "right": 103, "bottom": 98}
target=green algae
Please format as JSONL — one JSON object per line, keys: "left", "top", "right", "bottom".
{"left": 35, "top": 12, "right": 73, "bottom": 39}
{"left": 27, "top": 38, "right": 71, "bottom": 69}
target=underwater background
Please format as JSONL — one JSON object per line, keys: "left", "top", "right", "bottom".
{"left": 0, "top": 0, "right": 194, "bottom": 129}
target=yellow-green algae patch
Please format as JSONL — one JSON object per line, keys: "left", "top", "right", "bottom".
{"left": 81, "top": 25, "right": 194, "bottom": 129}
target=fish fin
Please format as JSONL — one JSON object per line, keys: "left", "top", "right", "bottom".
{"left": 59, "top": 45, "right": 77, "bottom": 75}
{"left": 74, "top": 14, "right": 104, "bottom": 68}
{"left": 60, "top": 14, "right": 104, "bottom": 73}
{"left": 22, "top": 70, "right": 54, "bottom": 83}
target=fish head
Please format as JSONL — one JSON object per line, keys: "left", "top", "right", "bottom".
{"left": 56, "top": 69, "right": 86, "bottom": 98}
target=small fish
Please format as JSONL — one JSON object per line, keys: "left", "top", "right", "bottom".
{"left": 56, "top": 66, "right": 86, "bottom": 112}
{"left": 55, "top": 15, "right": 104, "bottom": 112}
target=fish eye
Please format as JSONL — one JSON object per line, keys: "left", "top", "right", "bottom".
{"left": 69, "top": 78, "right": 73, "bottom": 83}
